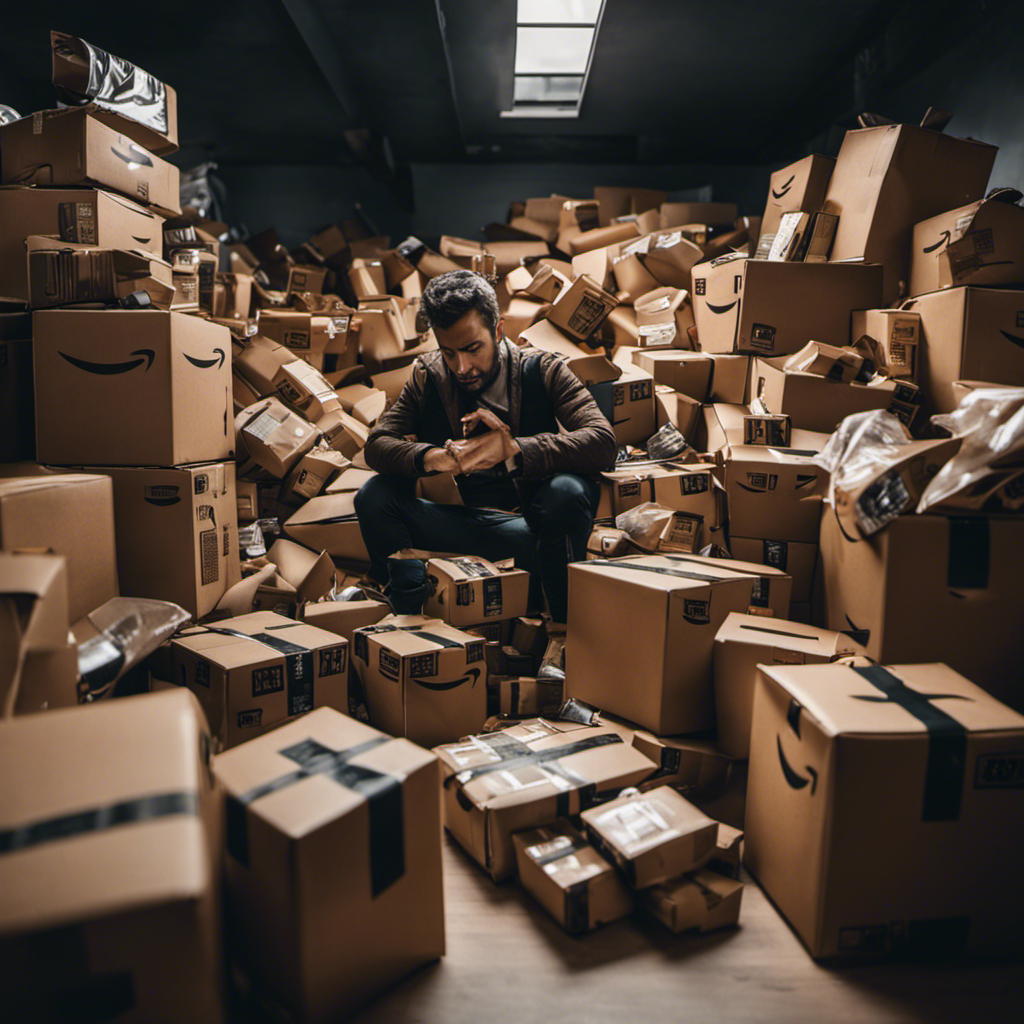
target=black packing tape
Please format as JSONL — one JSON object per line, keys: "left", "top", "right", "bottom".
{"left": 486, "top": 680, "right": 501, "bottom": 717}
{"left": 564, "top": 880, "right": 590, "bottom": 935}
{"left": 586, "top": 825, "right": 637, "bottom": 887}
{"left": 947, "top": 517, "right": 990, "bottom": 589}
{"left": 229, "top": 735, "right": 405, "bottom": 896}
{"left": 510, "top": 679, "right": 521, "bottom": 716}
{"left": 852, "top": 665, "right": 967, "bottom": 822}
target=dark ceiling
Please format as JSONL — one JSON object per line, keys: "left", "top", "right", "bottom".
{"left": 0, "top": 0, "right": 1012, "bottom": 172}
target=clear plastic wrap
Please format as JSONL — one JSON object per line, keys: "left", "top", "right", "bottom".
{"left": 918, "top": 387, "right": 1024, "bottom": 512}
{"left": 614, "top": 501, "right": 675, "bottom": 551}
{"left": 646, "top": 422, "right": 693, "bottom": 461}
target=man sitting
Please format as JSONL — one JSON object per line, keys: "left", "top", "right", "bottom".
{"left": 355, "top": 269, "right": 617, "bottom": 641}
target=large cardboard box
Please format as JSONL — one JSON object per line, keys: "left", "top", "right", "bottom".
{"left": 633, "top": 349, "right": 749, "bottom": 404}
{"left": 567, "top": 355, "right": 656, "bottom": 446}
{"left": 759, "top": 155, "right": 836, "bottom": 253}
{"left": 436, "top": 718, "right": 657, "bottom": 881}
{"left": 352, "top": 618, "right": 488, "bottom": 748}
{"left": 513, "top": 822, "right": 634, "bottom": 935}
{"left": 0, "top": 689, "right": 224, "bottom": 1023}
{"left": 825, "top": 123, "right": 997, "bottom": 302}
{"left": 0, "top": 108, "right": 181, "bottom": 216}
{"left": 0, "top": 185, "right": 164, "bottom": 301}
{"left": 423, "top": 556, "right": 530, "bottom": 627}
{"left": 33, "top": 310, "right": 232, "bottom": 466}
{"left": 691, "top": 255, "right": 883, "bottom": 356}
{"left": 213, "top": 707, "right": 444, "bottom": 1024}
{"left": 906, "top": 285, "right": 1024, "bottom": 416}
{"left": 910, "top": 195, "right": 1024, "bottom": 296}
{"left": 171, "top": 611, "right": 350, "bottom": 750}
{"left": 746, "top": 661, "right": 1024, "bottom": 959}
{"left": 819, "top": 509, "right": 1024, "bottom": 710}
{"left": 96, "top": 463, "right": 240, "bottom": 619}
{"left": 713, "top": 612, "right": 864, "bottom": 758}
{"left": 0, "top": 470, "right": 118, "bottom": 622}
{"left": 566, "top": 553, "right": 792, "bottom": 734}
{"left": 545, "top": 274, "right": 619, "bottom": 342}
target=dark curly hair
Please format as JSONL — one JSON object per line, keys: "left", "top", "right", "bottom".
{"left": 420, "top": 270, "right": 500, "bottom": 338}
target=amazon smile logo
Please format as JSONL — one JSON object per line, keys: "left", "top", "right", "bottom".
{"left": 922, "top": 230, "right": 951, "bottom": 253}
{"left": 999, "top": 329, "right": 1024, "bottom": 349}
{"left": 109, "top": 142, "right": 154, "bottom": 169}
{"left": 777, "top": 736, "right": 819, "bottom": 793}
{"left": 184, "top": 348, "right": 226, "bottom": 369}
{"left": 706, "top": 299, "right": 738, "bottom": 314}
{"left": 412, "top": 668, "right": 480, "bottom": 691}
{"left": 59, "top": 349, "right": 154, "bottom": 375}
{"left": 771, "top": 174, "right": 795, "bottom": 200}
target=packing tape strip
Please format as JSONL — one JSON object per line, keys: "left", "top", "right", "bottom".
{"left": 226, "top": 734, "right": 404, "bottom": 896}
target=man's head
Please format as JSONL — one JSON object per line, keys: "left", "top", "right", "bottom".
{"left": 420, "top": 270, "right": 504, "bottom": 392}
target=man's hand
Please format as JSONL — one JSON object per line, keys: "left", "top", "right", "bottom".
{"left": 461, "top": 407, "right": 509, "bottom": 437}
{"left": 423, "top": 447, "right": 461, "bottom": 474}
{"left": 446, "top": 430, "right": 520, "bottom": 473}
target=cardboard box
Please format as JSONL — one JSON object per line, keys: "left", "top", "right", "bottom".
{"left": 423, "top": 556, "right": 530, "bottom": 627}
{"left": 0, "top": 321, "right": 34, "bottom": 462}
{"left": 0, "top": 185, "right": 164, "bottom": 301}
{"left": 630, "top": 731, "right": 732, "bottom": 796}
{"left": 513, "top": 822, "right": 633, "bottom": 934}
{"left": 96, "top": 463, "right": 240, "bottom": 620}
{"left": 567, "top": 355, "right": 656, "bottom": 446}
{"left": 743, "top": 410, "right": 792, "bottom": 447}
{"left": 596, "top": 187, "right": 667, "bottom": 226}
{"left": 272, "top": 359, "right": 342, "bottom": 422}
{"left": 746, "top": 661, "right": 1024, "bottom": 958}
{"left": 759, "top": 155, "right": 836, "bottom": 254}
{"left": 236, "top": 398, "right": 319, "bottom": 480}
{"left": 436, "top": 718, "right": 657, "bottom": 881}
{"left": 301, "top": 597, "right": 390, "bottom": 645}
{"left": 728, "top": 536, "right": 819, "bottom": 604}
{"left": 783, "top": 340, "right": 864, "bottom": 383}
{"left": 353, "top": 617, "right": 488, "bottom": 748}
{"left": 581, "top": 786, "right": 718, "bottom": 888}
{"left": 640, "top": 870, "right": 744, "bottom": 934}
{"left": 633, "top": 349, "right": 750, "bottom": 404}
{"left": 910, "top": 195, "right": 1024, "bottom": 296}
{"left": 171, "top": 611, "right": 350, "bottom": 750}
{"left": 566, "top": 553, "right": 792, "bottom": 734}
{"left": 0, "top": 689, "right": 223, "bottom": 1023}
{"left": 213, "top": 707, "right": 444, "bottom": 1023}
{"left": 634, "top": 286, "right": 696, "bottom": 348}
{"left": 691, "top": 256, "right": 883, "bottom": 356}
{"left": 0, "top": 107, "right": 181, "bottom": 215}
{"left": 281, "top": 445, "right": 351, "bottom": 503}
{"left": 750, "top": 355, "right": 911, "bottom": 433}
{"left": 545, "top": 274, "right": 619, "bottom": 342}
{"left": 0, "top": 470, "right": 118, "bottom": 622}
{"left": 851, "top": 308, "right": 919, "bottom": 379}
{"left": 660, "top": 202, "right": 738, "bottom": 229}
{"left": 33, "top": 309, "right": 232, "bottom": 466}
{"left": 712, "top": 612, "right": 864, "bottom": 758}
{"left": 247, "top": 539, "right": 336, "bottom": 618}
{"left": 819, "top": 509, "right": 1024, "bottom": 709}
{"left": 486, "top": 676, "right": 563, "bottom": 719}
{"left": 905, "top": 285, "right": 1024, "bottom": 416}
{"left": 825, "top": 123, "right": 997, "bottom": 302}
{"left": 638, "top": 230, "right": 707, "bottom": 290}
{"left": 283, "top": 492, "right": 370, "bottom": 567}
{"left": 655, "top": 386, "right": 702, "bottom": 442}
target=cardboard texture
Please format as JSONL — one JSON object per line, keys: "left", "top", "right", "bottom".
{"left": 655, "top": 386, "right": 702, "bottom": 441}
{"left": 0, "top": 107, "right": 181, "bottom": 215}
{"left": 236, "top": 398, "right": 319, "bottom": 480}
{"left": 301, "top": 598, "right": 390, "bottom": 644}
{"left": 824, "top": 123, "right": 997, "bottom": 302}
{"left": 640, "top": 870, "right": 744, "bottom": 934}
{"left": 353, "top": 617, "right": 488, "bottom": 748}
{"left": 246, "top": 539, "right": 336, "bottom": 618}
{"left": 634, "top": 349, "right": 750, "bottom": 405}
{"left": 567, "top": 356, "right": 657, "bottom": 446}
{"left": 486, "top": 676, "right": 563, "bottom": 718}
{"left": 513, "top": 822, "right": 633, "bottom": 934}
{"left": 0, "top": 689, "right": 224, "bottom": 1023}
{"left": 566, "top": 553, "right": 792, "bottom": 734}
{"left": 596, "top": 187, "right": 668, "bottom": 227}
{"left": 213, "top": 707, "right": 444, "bottom": 1024}
{"left": 728, "top": 536, "right": 819, "bottom": 604}
{"left": 435, "top": 718, "right": 657, "bottom": 881}
{"left": 97, "top": 463, "right": 240, "bottom": 620}
{"left": 0, "top": 470, "right": 118, "bottom": 623}
{"left": 713, "top": 612, "right": 864, "bottom": 758}
{"left": 423, "top": 556, "right": 530, "bottom": 627}
{"left": 819, "top": 509, "right": 1024, "bottom": 709}
{"left": 171, "top": 611, "right": 350, "bottom": 750}
{"left": 630, "top": 732, "right": 732, "bottom": 796}
{"left": 257, "top": 309, "right": 354, "bottom": 373}
{"left": 660, "top": 202, "right": 738, "bottom": 229}
{"left": 281, "top": 446, "right": 351, "bottom": 503}
{"left": 634, "top": 286, "right": 696, "bottom": 348}
{"left": 545, "top": 274, "right": 619, "bottom": 341}
{"left": 746, "top": 661, "right": 1024, "bottom": 959}
{"left": 33, "top": 309, "right": 232, "bottom": 466}
{"left": 284, "top": 491, "right": 370, "bottom": 567}
{"left": 0, "top": 332, "right": 35, "bottom": 462}
{"left": 690, "top": 256, "right": 883, "bottom": 356}
{"left": 906, "top": 285, "right": 1024, "bottom": 416}
{"left": 759, "top": 155, "right": 836, "bottom": 253}
{"left": 851, "top": 308, "right": 919, "bottom": 379}
{"left": 581, "top": 786, "right": 718, "bottom": 888}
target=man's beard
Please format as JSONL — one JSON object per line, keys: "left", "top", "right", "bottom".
{"left": 454, "top": 349, "right": 502, "bottom": 394}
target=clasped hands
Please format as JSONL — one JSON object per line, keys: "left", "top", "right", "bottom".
{"left": 422, "top": 407, "right": 520, "bottom": 474}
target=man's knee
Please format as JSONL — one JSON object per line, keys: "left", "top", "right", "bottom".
{"left": 353, "top": 474, "right": 411, "bottom": 521}
{"left": 535, "top": 474, "right": 596, "bottom": 530}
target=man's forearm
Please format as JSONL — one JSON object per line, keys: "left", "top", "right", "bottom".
{"left": 363, "top": 432, "right": 435, "bottom": 477}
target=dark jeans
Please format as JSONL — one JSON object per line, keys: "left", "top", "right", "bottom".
{"left": 353, "top": 473, "right": 601, "bottom": 622}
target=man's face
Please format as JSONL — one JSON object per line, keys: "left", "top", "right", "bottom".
{"left": 435, "top": 309, "right": 503, "bottom": 393}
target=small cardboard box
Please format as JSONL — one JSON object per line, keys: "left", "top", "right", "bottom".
{"left": 436, "top": 718, "right": 657, "bottom": 881}
{"left": 633, "top": 349, "right": 749, "bottom": 404}
{"left": 0, "top": 107, "right": 181, "bottom": 215}
{"left": 640, "top": 870, "right": 744, "bottom": 934}
{"left": 0, "top": 470, "right": 118, "bottom": 623}
{"left": 33, "top": 309, "right": 232, "bottom": 467}
{"left": 630, "top": 732, "right": 732, "bottom": 796}
{"left": 513, "top": 822, "right": 633, "bottom": 934}
{"left": 851, "top": 308, "right": 919, "bottom": 379}
{"left": 301, "top": 597, "right": 390, "bottom": 645}
{"left": 759, "top": 154, "right": 836, "bottom": 254}
{"left": 213, "top": 707, "right": 444, "bottom": 1024}
{"left": 566, "top": 355, "right": 656, "bottom": 446}
{"left": 247, "top": 539, "right": 336, "bottom": 618}
{"left": 0, "top": 185, "right": 164, "bottom": 301}
{"left": 727, "top": 536, "right": 820, "bottom": 604}
{"left": 545, "top": 274, "right": 619, "bottom": 342}
{"left": 655, "top": 386, "right": 702, "bottom": 442}
{"left": 746, "top": 661, "right": 1024, "bottom": 959}
{"left": 353, "top": 617, "right": 488, "bottom": 748}
{"left": 660, "top": 201, "right": 738, "bottom": 229}
{"left": 281, "top": 445, "right": 351, "bottom": 503}
{"left": 97, "top": 462, "right": 240, "bottom": 620}
{"left": 423, "top": 556, "right": 530, "bottom": 627}
{"left": 486, "top": 676, "right": 563, "bottom": 719}
{"left": 258, "top": 309, "right": 353, "bottom": 372}
{"left": 783, "top": 341, "right": 864, "bottom": 383}
{"left": 236, "top": 398, "right": 319, "bottom": 480}
{"left": 601, "top": 461, "right": 725, "bottom": 537}
{"left": 634, "top": 285, "right": 696, "bottom": 348}
{"left": 713, "top": 612, "right": 864, "bottom": 758}
{"left": 171, "top": 611, "right": 350, "bottom": 750}
{"left": 691, "top": 256, "right": 883, "bottom": 356}
{"left": 639, "top": 229, "right": 707, "bottom": 290}
{"left": 284, "top": 492, "right": 370, "bottom": 568}
{"left": 743, "top": 411, "right": 792, "bottom": 447}
{"left": 0, "top": 689, "right": 224, "bottom": 1023}
{"left": 581, "top": 786, "right": 718, "bottom": 888}
{"left": 272, "top": 359, "right": 342, "bottom": 421}
{"left": 566, "top": 553, "right": 791, "bottom": 734}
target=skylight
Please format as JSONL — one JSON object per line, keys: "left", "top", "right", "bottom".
{"left": 503, "top": 0, "right": 605, "bottom": 119}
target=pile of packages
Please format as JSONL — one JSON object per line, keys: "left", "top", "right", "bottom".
{"left": 1, "top": 31, "right": 1024, "bottom": 1024}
